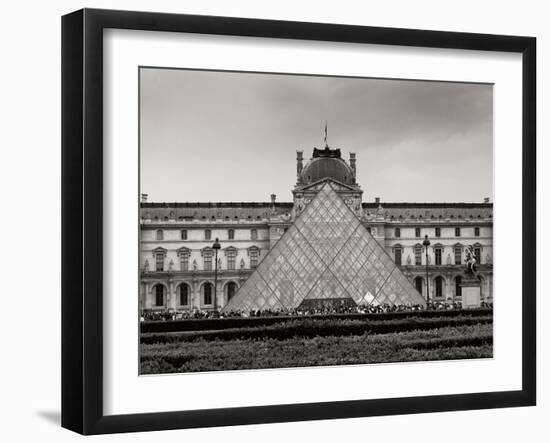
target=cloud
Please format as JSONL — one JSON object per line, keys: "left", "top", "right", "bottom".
{"left": 140, "top": 68, "right": 493, "bottom": 202}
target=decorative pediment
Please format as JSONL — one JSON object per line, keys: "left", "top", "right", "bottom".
{"left": 152, "top": 247, "right": 167, "bottom": 257}
{"left": 224, "top": 246, "right": 238, "bottom": 256}
{"left": 177, "top": 247, "right": 191, "bottom": 257}
{"left": 298, "top": 178, "right": 360, "bottom": 193}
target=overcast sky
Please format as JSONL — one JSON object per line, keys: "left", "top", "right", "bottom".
{"left": 140, "top": 68, "right": 493, "bottom": 203}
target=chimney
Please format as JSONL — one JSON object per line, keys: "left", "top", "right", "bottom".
{"left": 296, "top": 150, "right": 304, "bottom": 182}
{"left": 483, "top": 197, "right": 490, "bottom": 203}
{"left": 375, "top": 197, "right": 380, "bottom": 204}
{"left": 349, "top": 152, "right": 356, "bottom": 175}
{"left": 141, "top": 193, "right": 148, "bottom": 203}
{"left": 270, "top": 194, "right": 277, "bottom": 214}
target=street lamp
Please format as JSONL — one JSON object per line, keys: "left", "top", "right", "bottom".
{"left": 422, "top": 234, "right": 431, "bottom": 309}
{"left": 212, "top": 237, "right": 221, "bottom": 311}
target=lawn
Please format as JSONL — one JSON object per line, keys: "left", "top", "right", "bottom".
{"left": 140, "top": 317, "right": 492, "bottom": 374}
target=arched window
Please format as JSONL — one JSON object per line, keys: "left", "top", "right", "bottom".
{"left": 455, "top": 276, "right": 463, "bottom": 297}
{"left": 156, "top": 229, "right": 163, "bottom": 240}
{"left": 226, "top": 282, "right": 237, "bottom": 302}
{"left": 414, "top": 276, "right": 423, "bottom": 294}
{"left": 154, "top": 284, "right": 165, "bottom": 306}
{"left": 203, "top": 282, "right": 213, "bottom": 305}
{"left": 251, "top": 229, "right": 258, "bottom": 240}
{"left": 435, "top": 276, "right": 444, "bottom": 298}
{"left": 179, "top": 284, "right": 189, "bottom": 306}
{"left": 228, "top": 229, "right": 235, "bottom": 240}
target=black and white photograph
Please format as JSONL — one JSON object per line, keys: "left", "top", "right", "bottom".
{"left": 0, "top": 0, "right": 544, "bottom": 439}
{"left": 138, "top": 68, "right": 494, "bottom": 375}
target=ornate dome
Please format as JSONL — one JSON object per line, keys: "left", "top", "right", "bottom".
{"left": 300, "top": 147, "right": 355, "bottom": 185}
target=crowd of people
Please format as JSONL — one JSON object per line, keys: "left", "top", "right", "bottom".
{"left": 140, "top": 301, "right": 493, "bottom": 322}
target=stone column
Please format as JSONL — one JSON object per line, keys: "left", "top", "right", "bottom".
{"left": 168, "top": 280, "right": 176, "bottom": 311}
{"left": 192, "top": 278, "right": 198, "bottom": 310}
{"left": 144, "top": 282, "right": 152, "bottom": 309}
{"left": 445, "top": 273, "right": 452, "bottom": 302}
{"left": 139, "top": 283, "right": 144, "bottom": 311}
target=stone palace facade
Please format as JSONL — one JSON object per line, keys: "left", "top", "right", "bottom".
{"left": 140, "top": 146, "right": 493, "bottom": 312}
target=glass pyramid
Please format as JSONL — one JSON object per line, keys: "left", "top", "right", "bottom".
{"left": 222, "top": 181, "right": 426, "bottom": 312}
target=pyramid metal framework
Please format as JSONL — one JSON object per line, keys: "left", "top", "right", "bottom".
{"left": 222, "top": 181, "right": 426, "bottom": 312}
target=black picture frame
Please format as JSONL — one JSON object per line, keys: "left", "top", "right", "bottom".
{"left": 61, "top": 8, "right": 536, "bottom": 435}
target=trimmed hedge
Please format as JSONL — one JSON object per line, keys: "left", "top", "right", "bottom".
{"left": 140, "top": 308, "right": 493, "bottom": 334}
{"left": 140, "top": 315, "right": 493, "bottom": 344}
{"left": 139, "top": 324, "right": 494, "bottom": 373}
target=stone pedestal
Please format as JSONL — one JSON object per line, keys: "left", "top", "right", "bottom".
{"left": 461, "top": 277, "right": 481, "bottom": 308}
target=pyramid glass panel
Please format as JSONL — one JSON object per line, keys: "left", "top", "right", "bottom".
{"left": 222, "top": 181, "right": 426, "bottom": 313}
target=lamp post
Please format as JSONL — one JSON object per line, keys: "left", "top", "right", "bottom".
{"left": 212, "top": 237, "right": 221, "bottom": 311}
{"left": 422, "top": 234, "right": 431, "bottom": 309}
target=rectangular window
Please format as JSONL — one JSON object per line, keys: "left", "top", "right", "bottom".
{"left": 474, "top": 247, "right": 481, "bottom": 264}
{"left": 435, "top": 227, "right": 441, "bottom": 238}
{"left": 455, "top": 227, "right": 461, "bottom": 237}
{"left": 394, "top": 248, "right": 402, "bottom": 266}
{"left": 250, "top": 249, "right": 259, "bottom": 268}
{"left": 415, "top": 227, "right": 421, "bottom": 238}
{"left": 156, "top": 230, "right": 163, "bottom": 241}
{"left": 205, "top": 229, "right": 211, "bottom": 240}
{"left": 395, "top": 227, "right": 400, "bottom": 238}
{"left": 204, "top": 251, "right": 213, "bottom": 271}
{"left": 180, "top": 256, "right": 189, "bottom": 272}
{"left": 155, "top": 253, "right": 164, "bottom": 272}
{"left": 454, "top": 247, "right": 462, "bottom": 265}
{"left": 228, "top": 229, "right": 235, "bottom": 240}
{"left": 414, "top": 246, "right": 422, "bottom": 266}
{"left": 435, "top": 248, "right": 442, "bottom": 265}
{"left": 227, "top": 251, "right": 236, "bottom": 270}
{"left": 181, "top": 229, "right": 187, "bottom": 240}
{"left": 475, "top": 227, "right": 480, "bottom": 237}
{"left": 251, "top": 229, "right": 258, "bottom": 240}
{"left": 366, "top": 227, "right": 371, "bottom": 234}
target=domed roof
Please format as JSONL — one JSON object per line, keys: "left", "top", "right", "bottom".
{"left": 300, "top": 147, "right": 355, "bottom": 185}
